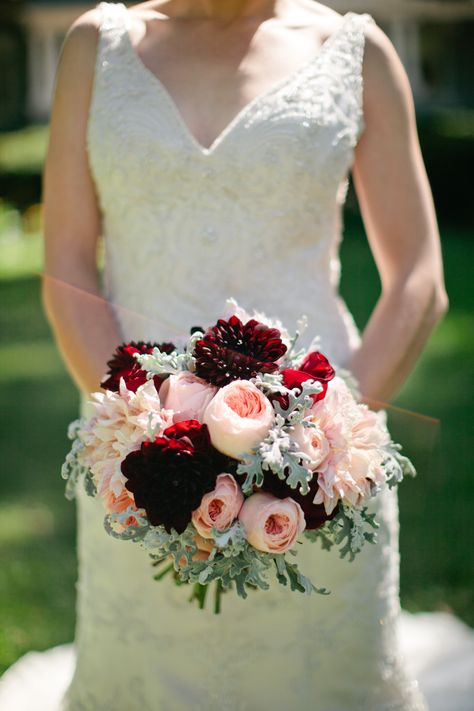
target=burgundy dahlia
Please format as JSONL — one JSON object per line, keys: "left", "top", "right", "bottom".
{"left": 272, "top": 351, "right": 336, "bottom": 410}
{"left": 193, "top": 315, "right": 287, "bottom": 387}
{"left": 257, "top": 471, "right": 337, "bottom": 530}
{"left": 101, "top": 341, "right": 175, "bottom": 393}
{"left": 121, "top": 420, "right": 234, "bottom": 534}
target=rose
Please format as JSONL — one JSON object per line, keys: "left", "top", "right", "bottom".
{"left": 259, "top": 473, "right": 336, "bottom": 530}
{"left": 290, "top": 421, "right": 330, "bottom": 471}
{"left": 159, "top": 371, "right": 218, "bottom": 423}
{"left": 203, "top": 380, "right": 274, "bottom": 458}
{"left": 176, "top": 534, "right": 215, "bottom": 567}
{"left": 238, "top": 492, "right": 306, "bottom": 553}
{"left": 272, "top": 351, "right": 335, "bottom": 410}
{"left": 192, "top": 473, "right": 244, "bottom": 539}
{"left": 298, "top": 351, "right": 335, "bottom": 388}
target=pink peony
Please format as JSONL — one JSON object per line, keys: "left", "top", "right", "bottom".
{"left": 308, "top": 377, "right": 391, "bottom": 514}
{"left": 202, "top": 380, "right": 274, "bottom": 459}
{"left": 192, "top": 473, "right": 244, "bottom": 539}
{"left": 238, "top": 492, "right": 306, "bottom": 553}
{"left": 290, "top": 421, "right": 330, "bottom": 471}
{"left": 159, "top": 371, "right": 217, "bottom": 423}
{"left": 79, "top": 378, "right": 173, "bottom": 503}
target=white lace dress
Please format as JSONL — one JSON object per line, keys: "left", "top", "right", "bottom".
{"left": 1, "top": 4, "right": 473, "bottom": 710}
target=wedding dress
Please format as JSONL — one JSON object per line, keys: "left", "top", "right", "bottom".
{"left": 1, "top": 3, "right": 473, "bottom": 710}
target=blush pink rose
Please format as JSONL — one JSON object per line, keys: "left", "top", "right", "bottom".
{"left": 160, "top": 371, "right": 217, "bottom": 423}
{"left": 202, "top": 380, "right": 274, "bottom": 458}
{"left": 238, "top": 492, "right": 306, "bottom": 553}
{"left": 192, "top": 473, "right": 244, "bottom": 538}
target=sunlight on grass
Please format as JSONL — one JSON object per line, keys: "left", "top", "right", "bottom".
{"left": 0, "top": 201, "right": 44, "bottom": 279}
{"left": 0, "top": 503, "right": 55, "bottom": 544}
{"left": 0, "top": 341, "right": 64, "bottom": 382}
{"left": 0, "top": 125, "right": 49, "bottom": 173}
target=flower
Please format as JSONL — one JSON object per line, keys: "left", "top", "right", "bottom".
{"left": 298, "top": 351, "right": 335, "bottom": 389}
{"left": 308, "top": 377, "right": 391, "bottom": 514}
{"left": 203, "top": 380, "right": 274, "bottom": 459}
{"left": 121, "top": 420, "right": 233, "bottom": 534}
{"left": 101, "top": 341, "right": 176, "bottom": 393}
{"left": 193, "top": 315, "right": 287, "bottom": 387}
{"left": 220, "top": 298, "right": 293, "bottom": 353}
{"left": 103, "top": 487, "right": 142, "bottom": 529}
{"left": 80, "top": 378, "right": 172, "bottom": 500}
{"left": 290, "top": 421, "right": 330, "bottom": 471}
{"left": 159, "top": 371, "right": 217, "bottom": 423}
{"left": 238, "top": 492, "right": 306, "bottom": 553}
{"left": 192, "top": 473, "right": 244, "bottom": 539}
{"left": 258, "top": 473, "right": 336, "bottom": 530}
{"left": 272, "top": 351, "right": 335, "bottom": 410}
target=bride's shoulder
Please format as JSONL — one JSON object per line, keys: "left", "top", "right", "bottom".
{"left": 49, "top": 5, "right": 108, "bottom": 122}
{"left": 57, "top": 6, "right": 104, "bottom": 76}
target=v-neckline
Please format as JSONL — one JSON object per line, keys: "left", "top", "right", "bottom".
{"left": 118, "top": 4, "right": 355, "bottom": 157}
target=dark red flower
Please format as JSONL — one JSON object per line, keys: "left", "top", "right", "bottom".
{"left": 272, "top": 351, "right": 335, "bottom": 410}
{"left": 193, "top": 315, "right": 287, "bottom": 387}
{"left": 101, "top": 341, "right": 175, "bottom": 393}
{"left": 256, "top": 471, "right": 337, "bottom": 530}
{"left": 121, "top": 420, "right": 234, "bottom": 534}
{"left": 298, "top": 351, "right": 335, "bottom": 386}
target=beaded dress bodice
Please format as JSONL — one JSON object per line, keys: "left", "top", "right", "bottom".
{"left": 61, "top": 3, "right": 429, "bottom": 709}
{"left": 88, "top": 2, "right": 371, "bottom": 364}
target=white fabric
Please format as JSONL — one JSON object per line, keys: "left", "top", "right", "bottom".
{"left": 2, "top": 3, "right": 473, "bottom": 709}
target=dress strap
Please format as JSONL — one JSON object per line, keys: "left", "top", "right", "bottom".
{"left": 90, "top": 1, "right": 130, "bottom": 86}
{"left": 347, "top": 12, "right": 376, "bottom": 142}
{"left": 95, "top": 1, "right": 128, "bottom": 33}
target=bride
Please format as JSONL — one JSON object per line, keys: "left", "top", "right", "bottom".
{"left": 1, "top": 0, "right": 473, "bottom": 709}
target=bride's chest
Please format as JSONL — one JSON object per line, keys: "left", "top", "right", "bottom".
{"left": 87, "top": 30, "right": 364, "bottom": 213}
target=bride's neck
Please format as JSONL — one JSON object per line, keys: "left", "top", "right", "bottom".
{"left": 165, "top": 0, "right": 280, "bottom": 23}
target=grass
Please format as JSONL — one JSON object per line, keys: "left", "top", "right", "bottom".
{"left": 0, "top": 125, "right": 49, "bottom": 174}
{"left": 0, "top": 214, "right": 473, "bottom": 674}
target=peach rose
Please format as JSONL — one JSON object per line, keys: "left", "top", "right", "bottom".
{"left": 176, "top": 534, "right": 215, "bottom": 567}
{"left": 159, "top": 371, "right": 217, "bottom": 423}
{"left": 192, "top": 473, "right": 244, "bottom": 539}
{"left": 291, "top": 421, "right": 330, "bottom": 471}
{"left": 202, "top": 380, "right": 274, "bottom": 458}
{"left": 238, "top": 492, "right": 306, "bottom": 553}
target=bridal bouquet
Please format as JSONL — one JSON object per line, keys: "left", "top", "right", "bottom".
{"left": 62, "top": 299, "right": 415, "bottom": 612}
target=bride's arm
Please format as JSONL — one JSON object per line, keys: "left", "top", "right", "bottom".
{"left": 42, "top": 9, "right": 122, "bottom": 395}
{"left": 348, "top": 23, "right": 448, "bottom": 403}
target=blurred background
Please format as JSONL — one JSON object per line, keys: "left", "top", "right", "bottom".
{"left": 0, "top": 0, "right": 473, "bottom": 674}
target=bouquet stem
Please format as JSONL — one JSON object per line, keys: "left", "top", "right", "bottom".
{"left": 214, "top": 579, "right": 223, "bottom": 615}
{"left": 190, "top": 582, "right": 208, "bottom": 609}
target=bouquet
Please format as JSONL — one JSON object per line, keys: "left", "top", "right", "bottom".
{"left": 62, "top": 299, "right": 415, "bottom": 612}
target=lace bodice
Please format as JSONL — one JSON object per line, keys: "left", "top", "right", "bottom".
{"left": 88, "top": 2, "right": 370, "bottom": 364}
{"left": 61, "top": 3, "right": 429, "bottom": 709}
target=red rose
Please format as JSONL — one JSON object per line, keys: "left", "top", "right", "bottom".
{"left": 298, "top": 351, "right": 335, "bottom": 385}
{"left": 101, "top": 341, "right": 175, "bottom": 393}
{"left": 272, "top": 351, "right": 335, "bottom": 410}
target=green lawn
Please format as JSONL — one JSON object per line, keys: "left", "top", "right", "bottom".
{"left": 0, "top": 217, "right": 473, "bottom": 674}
